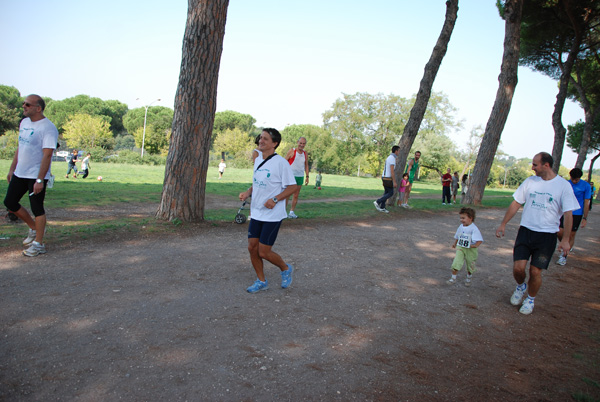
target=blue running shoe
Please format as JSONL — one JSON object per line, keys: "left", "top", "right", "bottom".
{"left": 281, "top": 264, "right": 293, "bottom": 289}
{"left": 247, "top": 279, "right": 268, "bottom": 293}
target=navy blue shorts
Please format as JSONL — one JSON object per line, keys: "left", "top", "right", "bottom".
{"left": 248, "top": 219, "right": 282, "bottom": 246}
{"left": 3, "top": 175, "right": 47, "bottom": 217}
{"left": 513, "top": 226, "right": 557, "bottom": 270}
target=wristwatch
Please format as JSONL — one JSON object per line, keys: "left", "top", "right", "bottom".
{"left": 35, "top": 179, "right": 42, "bottom": 183}
{"left": 272, "top": 197, "right": 278, "bottom": 203}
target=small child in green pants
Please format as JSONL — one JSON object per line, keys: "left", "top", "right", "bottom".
{"left": 447, "top": 207, "right": 483, "bottom": 287}
{"left": 314, "top": 171, "right": 322, "bottom": 189}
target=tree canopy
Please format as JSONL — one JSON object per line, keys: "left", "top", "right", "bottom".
{"left": 45, "top": 95, "right": 128, "bottom": 134}
{"left": 0, "top": 85, "right": 22, "bottom": 135}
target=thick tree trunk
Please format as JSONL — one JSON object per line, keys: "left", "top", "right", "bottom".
{"left": 393, "top": 0, "right": 459, "bottom": 200}
{"left": 576, "top": 105, "right": 600, "bottom": 169}
{"left": 464, "top": 0, "right": 523, "bottom": 205}
{"left": 551, "top": 36, "right": 581, "bottom": 172}
{"left": 156, "top": 0, "right": 229, "bottom": 222}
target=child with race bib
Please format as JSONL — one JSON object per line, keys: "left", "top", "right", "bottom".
{"left": 447, "top": 207, "right": 483, "bottom": 287}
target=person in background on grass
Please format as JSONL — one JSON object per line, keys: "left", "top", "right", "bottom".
{"left": 556, "top": 168, "right": 591, "bottom": 265}
{"left": 314, "top": 171, "right": 322, "bottom": 189}
{"left": 285, "top": 137, "right": 309, "bottom": 219}
{"left": 218, "top": 158, "right": 226, "bottom": 179}
{"left": 78, "top": 153, "right": 91, "bottom": 179}
{"left": 374, "top": 145, "right": 399, "bottom": 213}
{"left": 403, "top": 150, "right": 421, "bottom": 208}
{"left": 447, "top": 207, "right": 483, "bottom": 287}
{"left": 66, "top": 149, "right": 78, "bottom": 178}
{"left": 589, "top": 181, "right": 595, "bottom": 211}
{"left": 3, "top": 94, "right": 58, "bottom": 257}
{"left": 441, "top": 168, "right": 452, "bottom": 205}
{"left": 460, "top": 174, "right": 469, "bottom": 204}
{"left": 397, "top": 173, "right": 409, "bottom": 207}
{"left": 496, "top": 152, "right": 578, "bottom": 315}
{"left": 451, "top": 171, "right": 460, "bottom": 204}
{"left": 238, "top": 128, "right": 297, "bottom": 294}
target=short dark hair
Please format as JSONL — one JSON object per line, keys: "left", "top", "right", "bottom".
{"left": 392, "top": 145, "right": 400, "bottom": 153}
{"left": 254, "top": 134, "right": 261, "bottom": 146}
{"left": 538, "top": 152, "right": 553, "bottom": 167}
{"left": 569, "top": 167, "right": 583, "bottom": 179}
{"left": 459, "top": 207, "right": 476, "bottom": 221}
{"left": 263, "top": 128, "right": 281, "bottom": 149}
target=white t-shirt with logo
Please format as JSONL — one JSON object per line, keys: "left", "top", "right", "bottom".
{"left": 513, "top": 175, "right": 579, "bottom": 233}
{"left": 15, "top": 117, "right": 58, "bottom": 179}
{"left": 251, "top": 153, "right": 296, "bottom": 222}
{"left": 454, "top": 223, "right": 483, "bottom": 249}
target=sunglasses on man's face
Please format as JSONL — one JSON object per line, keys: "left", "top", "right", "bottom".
{"left": 22, "top": 102, "right": 38, "bottom": 107}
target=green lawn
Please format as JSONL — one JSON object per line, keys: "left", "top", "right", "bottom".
{"left": 0, "top": 160, "right": 515, "bottom": 243}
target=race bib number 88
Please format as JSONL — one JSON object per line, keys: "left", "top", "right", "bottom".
{"left": 458, "top": 233, "right": 472, "bottom": 248}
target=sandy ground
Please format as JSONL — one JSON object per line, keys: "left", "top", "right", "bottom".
{"left": 0, "top": 202, "right": 599, "bottom": 401}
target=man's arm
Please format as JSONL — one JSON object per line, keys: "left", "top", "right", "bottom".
{"left": 496, "top": 200, "right": 522, "bottom": 238}
{"left": 390, "top": 164, "right": 397, "bottom": 187}
{"left": 264, "top": 184, "right": 299, "bottom": 209}
{"left": 284, "top": 148, "right": 294, "bottom": 161}
{"left": 7, "top": 147, "right": 19, "bottom": 182}
{"left": 304, "top": 151, "right": 309, "bottom": 184}
{"left": 581, "top": 199, "right": 590, "bottom": 228}
{"left": 32, "top": 148, "right": 54, "bottom": 194}
{"left": 558, "top": 211, "right": 573, "bottom": 256}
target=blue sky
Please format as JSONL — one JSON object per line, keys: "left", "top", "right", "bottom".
{"left": 0, "top": 0, "right": 585, "bottom": 167}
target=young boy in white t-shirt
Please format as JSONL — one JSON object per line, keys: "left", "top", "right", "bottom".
{"left": 447, "top": 207, "right": 483, "bottom": 287}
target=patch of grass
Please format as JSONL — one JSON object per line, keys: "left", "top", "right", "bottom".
{"left": 0, "top": 160, "right": 516, "bottom": 245}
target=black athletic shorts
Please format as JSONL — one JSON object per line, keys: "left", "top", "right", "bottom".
{"left": 3, "top": 175, "right": 47, "bottom": 217}
{"left": 559, "top": 214, "right": 583, "bottom": 232}
{"left": 513, "top": 226, "right": 557, "bottom": 270}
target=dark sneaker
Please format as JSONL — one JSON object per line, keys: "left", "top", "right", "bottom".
{"left": 247, "top": 279, "right": 268, "bottom": 293}
{"left": 281, "top": 264, "right": 293, "bottom": 289}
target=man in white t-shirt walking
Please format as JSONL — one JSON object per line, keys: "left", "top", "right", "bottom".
{"left": 374, "top": 146, "right": 399, "bottom": 213}
{"left": 496, "top": 152, "right": 579, "bottom": 315}
{"left": 4, "top": 95, "right": 58, "bottom": 257}
{"left": 239, "top": 128, "right": 298, "bottom": 293}
{"left": 284, "top": 137, "right": 309, "bottom": 219}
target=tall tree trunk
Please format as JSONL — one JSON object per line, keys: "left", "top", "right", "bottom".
{"left": 576, "top": 105, "right": 600, "bottom": 169}
{"left": 587, "top": 149, "right": 600, "bottom": 183}
{"left": 156, "top": 0, "right": 229, "bottom": 222}
{"left": 394, "top": 0, "right": 459, "bottom": 197}
{"left": 551, "top": 35, "right": 581, "bottom": 172}
{"left": 464, "top": 0, "right": 523, "bottom": 205}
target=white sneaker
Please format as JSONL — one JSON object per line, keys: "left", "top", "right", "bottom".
{"left": 23, "top": 228, "right": 36, "bottom": 246}
{"left": 288, "top": 211, "right": 298, "bottom": 219}
{"left": 373, "top": 201, "right": 383, "bottom": 212}
{"left": 519, "top": 299, "right": 534, "bottom": 315}
{"left": 557, "top": 255, "right": 567, "bottom": 266}
{"left": 446, "top": 277, "right": 456, "bottom": 285}
{"left": 510, "top": 284, "right": 527, "bottom": 306}
{"left": 380, "top": 208, "right": 389, "bottom": 214}
{"left": 23, "top": 241, "right": 46, "bottom": 257}
{"left": 465, "top": 278, "right": 472, "bottom": 287}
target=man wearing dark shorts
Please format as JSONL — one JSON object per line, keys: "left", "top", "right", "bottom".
{"left": 496, "top": 152, "right": 578, "bottom": 315}
{"left": 4, "top": 94, "right": 58, "bottom": 257}
{"left": 556, "top": 168, "right": 591, "bottom": 265}
{"left": 239, "top": 128, "right": 298, "bottom": 293}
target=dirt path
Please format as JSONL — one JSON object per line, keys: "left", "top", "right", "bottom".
{"left": 1, "top": 206, "right": 599, "bottom": 401}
